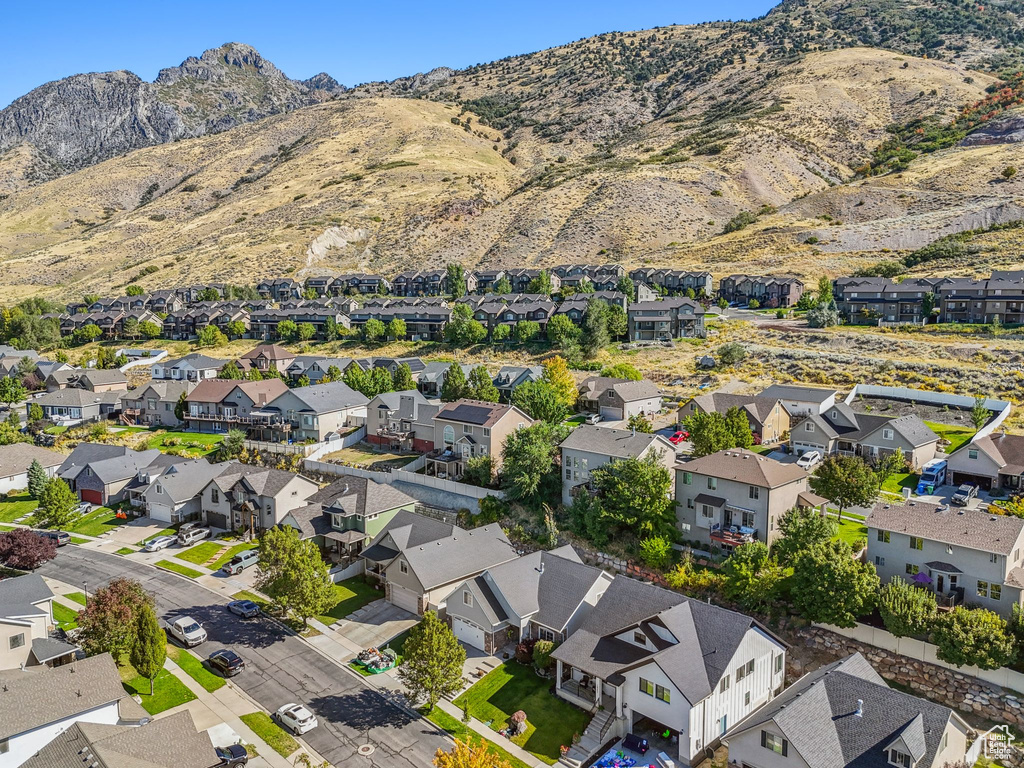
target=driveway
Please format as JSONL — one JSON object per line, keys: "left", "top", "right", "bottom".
{"left": 335, "top": 599, "right": 418, "bottom": 650}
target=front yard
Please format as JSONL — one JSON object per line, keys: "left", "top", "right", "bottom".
{"left": 145, "top": 430, "right": 224, "bottom": 457}
{"left": 119, "top": 661, "right": 197, "bottom": 715}
{"left": 424, "top": 706, "right": 532, "bottom": 768}
{"left": 67, "top": 506, "right": 127, "bottom": 537}
{"left": 0, "top": 494, "right": 37, "bottom": 523}
{"left": 453, "top": 662, "right": 591, "bottom": 765}
{"left": 174, "top": 541, "right": 223, "bottom": 566}
{"left": 316, "top": 577, "right": 381, "bottom": 625}
{"left": 880, "top": 471, "right": 918, "bottom": 495}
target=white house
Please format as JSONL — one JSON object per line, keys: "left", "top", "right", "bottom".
{"left": 757, "top": 384, "right": 838, "bottom": 417}
{"left": 0, "top": 575, "right": 78, "bottom": 672}
{"left": 0, "top": 445, "right": 62, "bottom": 495}
{"left": 150, "top": 353, "right": 224, "bottom": 382}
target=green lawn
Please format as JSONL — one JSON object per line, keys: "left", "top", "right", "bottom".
{"left": 67, "top": 507, "right": 125, "bottom": 537}
{"left": 881, "top": 471, "right": 918, "bottom": 495}
{"left": 156, "top": 559, "right": 203, "bottom": 579}
{"left": 925, "top": 421, "right": 975, "bottom": 456}
{"left": 69, "top": 536, "right": 89, "bottom": 545}
{"left": 316, "top": 577, "right": 381, "bottom": 625}
{"left": 146, "top": 431, "right": 224, "bottom": 457}
{"left": 44, "top": 425, "right": 67, "bottom": 435}
{"left": 0, "top": 524, "right": 13, "bottom": 531}
{"left": 65, "top": 592, "right": 87, "bottom": 606}
{"left": 115, "top": 546, "right": 136, "bottom": 555}
{"left": 166, "top": 644, "right": 224, "bottom": 693}
{"left": 210, "top": 543, "right": 257, "bottom": 571}
{"left": 424, "top": 706, "right": 532, "bottom": 768}
{"left": 52, "top": 601, "right": 81, "bottom": 630}
{"left": 239, "top": 712, "right": 298, "bottom": 759}
{"left": 0, "top": 494, "right": 38, "bottom": 523}
{"left": 120, "top": 664, "right": 197, "bottom": 715}
{"left": 174, "top": 541, "right": 222, "bottom": 566}
{"left": 832, "top": 518, "right": 868, "bottom": 550}
{"left": 138, "top": 527, "right": 177, "bottom": 547}
{"left": 453, "top": 662, "right": 591, "bottom": 764}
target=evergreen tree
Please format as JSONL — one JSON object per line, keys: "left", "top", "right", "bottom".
{"left": 581, "top": 298, "right": 609, "bottom": 357}
{"left": 398, "top": 611, "right": 466, "bottom": 709}
{"left": 130, "top": 602, "right": 166, "bottom": 695}
{"left": 28, "top": 402, "right": 43, "bottom": 423}
{"left": 36, "top": 479, "right": 79, "bottom": 528}
{"left": 441, "top": 363, "right": 469, "bottom": 402}
{"left": 174, "top": 391, "right": 188, "bottom": 422}
{"left": 392, "top": 363, "right": 416, "bottom": 391}
{"left": 494, "top": 276, "right": 512, "bottom": 295}
{"left": 27, "top": 459, "right": 48, "bottom": 499}
{"left": 878, "top": 577, "right": 937, "bottom": 638}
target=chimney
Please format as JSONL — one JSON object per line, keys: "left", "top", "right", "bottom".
{"left": 854, "top": 699, "right": 863, "bottom": 717}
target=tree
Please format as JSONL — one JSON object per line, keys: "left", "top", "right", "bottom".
{"left": 74, "top": 324, "right": 103, "bottom": 344}
{"left": 0, "top": 528, "right": 57, "bottom": 570}
{"left": 468, "top": 366, "right": 499, "bottom": 402}
{"left": 323, "top": 316, "right": 340, "bottom": 341}
{"left": 526, "top": 270, "right": 553, "bottom": 295}
{"left": 493, "top": 276, "right": 512, "bottom": 295}
{"left": 606, "top": 304, "right": 628, "bottom": 339}
{"left": 447, "top": 264, "right": 467, "bottom": 298}
{"left": 722, "top": 541, "right": 772, "bottom": 604}
{"left": 684, "top": 411, "right": 736, "bottom": 457}
{"left": 541, "top": 356, "right": 577, "bottom": 410}
{"left": 0, "top": 422, "right": 30, "bottom": 446}
{"left": 121, "top": 317, "right": 139, "bottom": 340}
{"left": 435, "top": 738, "right": 514, "bottom": 768}
{"left": 492, "top": 324, "right": 512, "bottom": 343}
{"left": 172, "top": 390, "right": 188, "bottom": 423}
{"left": 0, "top": 376, "right": 26, "bottom": 406}
{"left": 627, "top": 412, "right": 652, "bottom": 433}
{"left": 600, "top": 362, "right": 642, "bottom": 381}
{"left": 130, "top": 602, "right": 166, "bottom": 695}
{"left": 1002, "top": 165, "right": 1018, "bottom": 181}
{"left": 399, "top": 610, "right": 466, "bottom": 709}
{"left": 199, "top": 287, "right": 221, "bottom": 302}
{"left": 810, "top": 455, "right": 878, "bottom": 522}
{"left": 218, "top": 360, "right": 243, "bottom": 379}
{"left": 514, "top": 320, "right": 540, "bottom": 343}
{"left": 591, "top": 453, "right": 675, "bottom": 538}
{"left": 363, "top": 318, "right": 386, "bottom": 343}
{"left": 568, "top": 489, "right": 609, "bottom": 546}
{"left": 225, "top": 320, "right": 247, "bottom": 339}
{"left": 874, "top": 447, "right": 907, "bottom": 488}
{"left": 36, "top": 478, "right": 79, "bottom": 529}
{"left": 217, "top": 429, "right": 246, "bottom": 461}
{"left": 441, "top": 363, "right": 470, "bottom": 402}
{"left": 921, "top": 292, "right": 937, "bottom": 318}
{"left": 196, "top": 325, "right": 227, "bottom": 348}
{"left": 512, "top": 380, "right": 568, "bottom": 423}
{"left": 343, "top": 365, "right": 369, "bottom": 395}
{"left": 806, "top": 299, "right": 840, "bottom": 328}
{"left": 717, "top": 342, "right": 746, "bottom": 366}
{"left": 581, "top": 298, "right": 609, "bottom": 357}
{"left": 392, "top": 363, "right": 416, "bottom": 391}
{"left": 931, "top": 606, "right": 1016, "bottom": 670}
{"left": 500, "top": 422, "right": 568, "bottom": 504}
{"left": 324, "top": 365, "right": 343, "bottom": 383}
{"left": 790, "top": 541, "right": 879, "bottom": 627}
{"left": 27, "top": 459, "right": 48, "bottom": 499}
{"left": 445, "top": 304, "right": 487, "bottom": 346}
{"left": 971, "top": 396, "right": 989, "bottom": 431}
{"left": 462, "top": 455, "right": 494, "bottom": 487}
{"left": 878, "top": 577, "right": 937, "bottom": 638}
{"left": 139, "top": 320, "right": 162, "bottom": 339}
{"left": 386, "top": 318, "right": 407, "bottom": 341}
{"left": 717, "top": 297, "right": 728, "bottom": 310}
{"left": 545, "top": 314, "right": 580, "bottom": 350}
{"left": 366, "top": 367, "right": 393, "bottom": 398}
{"left": 296, "top": 374, "right": 311, "bottom": 388}
{"left": 724, "top": 406, "right": 753, "bottom": 449}
{"left": 616, "top": 275, "right": 635, "bottom": 299}
{"left": 773, "top": 507, "right": 835, "bottom": 566}
{"left": 533, "top": 639, "right": 555, "bottom": 670}
{"left": 78, "top": 578, "right": 152, "bottom": 660}
{"left": 639, "top": 536, "right": 673, "bottom": 569}
{"left": 816, "top": 276, "right": 834, "bottom": 306}
{"left": 255, "top": 526, "right": 334, "bottom": 627}
{"left": 125, "top": 285, "right": 145, "bottom": 297}
{"left": 297, "top": 322, "right": 316, "bottom": 342}
{"left": 27, "top": 403, "right": 42, "bottom": 427}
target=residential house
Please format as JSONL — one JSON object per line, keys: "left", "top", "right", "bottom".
{"left": 183, "top": 378, "right": 290, "bottom": 434}
{"left": 417, "top": 362, "right": 473, "bottom": 398}
{"left": 65, "top": 446, "right": 167, "bottom": 506}
{"left": 472, "top": 268, "right": 506, "bottom": 293}
{"left": 506, "top": 268, "right": 561, "bottom": 294}
{"left": 360, "top": 509, "right": 461, "bottom": 584}
{"left": 255, "top": 381, "right": 369, "bottom": 442}
{"left": 131, "top": 458, "right": 227, "bottom": 524}
{"left": 556, "top": 292, "right": 628, "bottom": 324}
{"left": 0, "top": 653, "right": 150, "bottom": 768}
{"left": 330, "top": 273, "right": 391, "bottom": 295}
{"left": 630, "top": 268, "right": 713, "bottom": 297}
{"left": 303, "top": 275, "right": 334, "bottom": 297}
{"left": 426, "top": 399, "right": 534, "bottom": 478}
{"left": 0, "top": 575, "right": 78, "bottom": 672}
{"left": 43, "top": 369, "right": 79, "bottom": 391}
{"left": 29, "top": 388, "right": 121, "bottom": 425}
{"left": 723, "top": 653, "right": 970, "bottom": 768}
{"left": 237, "top": 344, "right": 296, "bottom": 375}
{"left": 560, "top": 425, "right": 676, "bottom": 505}
{"left": 151, "top": 353, "right": 224, "bottom": 382}
{"left": 197, "top": 461, "right": 318, "bottom": 532}
{"left": 493, "top": 365, "right": 543, "bottom": 402}
{"left": 446, "top": 546, "right": 613, "bottom": 653}
{"left": 286, "top": 355, "right": 358, "bottom": 384}
{"left": 946, "top": 431, "right": 1024, "bottom": 492}
{"left": 719, "top": 275, "right": 804, "bottom": 308}
{"left": 0, "top": 445, "right": 63, "bottom": 495}
{"left": 577, "top": 376, "right": 662, "bottom": 421}
{"left": 628, "top": 298, "right": 706, "bottom": 341}
{"left": 551, "top": 576, "right": 787, "bottom": 766}
{"left": 120, "top": 381, "right": 195, "bottom": 427}
{"left": 77, "top": 369, "right": 129, "bottom": 393}
{"left": 679, "top": 392, "right": 790, "bottom": 444}
{"left": 392, "top": 269, "right": 451, "bottom": 297}
{"left": 757, "top": 384, "right": 838, "bottom": 417}
{"left": 283, "top": 477, "right": 417, "bottom": 563}
{"left": 366, "top": 390, "right": 440, "bottom": 452}
{"left": 676, "top": 449, "right": 823, "bottom": 549}
{"left": 357, "top": 356, "right": 427, "bottom": 380}
{"left": 866, "top": 498, "right": 1024, "bottom": 616}
{"left": 790, "top": 406, "right": 939, "bottom": 470}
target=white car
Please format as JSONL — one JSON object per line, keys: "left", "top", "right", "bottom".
{"left": 275, "top": 703, "right": 318, "bottom": 735}
{"left": 167, "top": 616, "right": 207, "bottom": 647}
{"left": 584, "top": 413, "right": 601, "bottom": 425}
{"left": 144, "top": 535, "right": 177, "bottom": 552}
{"left": 796, "top": 450, "right": 823, "bottom": 470}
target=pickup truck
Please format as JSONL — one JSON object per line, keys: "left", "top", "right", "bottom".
{"left": 166, "top": 616, "right": 207, "bottom": 647}
{"left": 951, "top": 483, "right": 979, "bottom": 507}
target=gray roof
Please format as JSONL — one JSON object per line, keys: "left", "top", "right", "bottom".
{"left": 0, "top": 574, "right": 53, "bottom": 609}
{"left": 399, "top": 523, "right": 517, "bottom": 589}
{"left": 678, "top": 449, "right": 807, "bottom": 488}
{"left": 579, "top": 376, "right": 661, "bottom": 403}
{"left": 160, "top": 352, "right": 224, "bottom": 370}
{"left": 866, "top": 499, "right": 1024, "bottom": 556}
{"left": 687, "top": 392, "right": 781, "bottom": 423}
{"left": 86, "top": 449, "right": 164, "bottom": 484}
{"left": 803, "top": 407, "right": 938, "bottom": 448}
{"left": 559, "top": 425, "right": 673, "bottom": 460}
{"left": 123, "top": 379, "right": 194, "bottom": 403}
{"left": 371, "top": 388, "right": 430, "bottom": 415}
{"left": 0, "top": 653, "right": 139, "bottom": 741}
{"left": 59, "top": 444, "right": 136, "bottom": 482}
{"left": 0, "top": 444, "right": 63, "bottom": 478}
{"left": 725, "top": 654, "right": 962, "bottom": 768}
{"left": 147, "top": 459, "right": 230, "bottom": 504}
{"left": 311, "top": 476, "right": 416, "bottom": 517}
{"left": 281, "top": 381, "right": 369, "bottom": 413}
{"left": 35, "top": 389, "right": 121, "bottom": 408}
{"left": 758, "top": 384, "right": 838, "bottom": 404}
{"left": 20, "top": 710, "right": 213, "bottom": 768}
{"left": 30, "top": 636, "right": 80, "bottom": 664}
{"left": 959, "top": 432, "right": 1024, "bottom": 474}
{"left": 79, "top": 369, "right": 128, "bottom": 386}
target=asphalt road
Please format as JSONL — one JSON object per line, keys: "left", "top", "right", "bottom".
{"left": 37, "top": 546, "right": 450, "bottom": 768}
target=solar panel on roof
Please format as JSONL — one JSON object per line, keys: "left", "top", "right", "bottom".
{"left": 449, "top": 404, "right": 494, "bottom": 424}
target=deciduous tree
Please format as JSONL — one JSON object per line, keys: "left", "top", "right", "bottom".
{"left": 441, "top": 363, "right": 470, "bottom": 402}
{"left": 196, "top": 325, "right": 227, "bottom": 348}
{"left": 399, "top": 610, "right": 466, "bottom": 709}
{"left": 545, "top": 314, "right": 580, "bottom": 351}
{"left": 0, "top": 528, "right": 57, "bottom": 570}
{"left": 773, "top": 507, "right": 835, "bottom": 566}
{"left": 514, "top": 320, "right": 540, "bottom": 343}
{"left": 581, "top": 298, "right": 609, "bottom": 357}
{"left": 0, "top": 376, "right": 26, "bottom": 406}
{"left": 541, "top": 356, "right": 577, "bottom": 410}
{"left": 591, "top": 452, "right": 674, "bottom": 538}
{"left": 511, "top": 380, "right": 568, "bottom": 424}
{"left": 684, "top": 411, "right": 736, "bottom": 457}
{"left": 932, "top": 606, "right": 1016, "bottom": 670}
{"left": 386, "top": 318, "right": 407, "bottom": 341}
{"left": 255, "top": 526, "right": 334, "bottom": 627}
{"left": 600, "top": 363, "right": 642, "bottom": 381}
{"left": 392, "top": 363, "right": 416, "bottom": 391}
{"left": 36, "top": 478, "right": 78, "bottom": 529}
{"left": 810, "top": 455, "right": 878, "bottom": 521}
{"left": 78, "top": 578, "right": 152, "bottom": 660}
{"left": 468, "top": 366, "right": 499, "bottom": 402}
{"left": 500, "top": 422, "right": 568, "bottom": 504}
{"left": 790, "top": 541, "right": 878, "bottom": 627}
{"left": 218, "top": 361, "right": 243, "bottom": 380}
{"left": 627, "top": 413, "right": 652, "bottom": 433}
{"left": 363, "top": 318, "right": 386, "bottom": 343}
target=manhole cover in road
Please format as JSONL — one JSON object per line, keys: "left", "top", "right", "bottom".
{"left": 358, "top": 744, "right": 375, "bottom": 756}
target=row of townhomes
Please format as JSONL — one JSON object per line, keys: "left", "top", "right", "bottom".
{"left": 834, "top": 269, "right": 1024, "bottom": 325}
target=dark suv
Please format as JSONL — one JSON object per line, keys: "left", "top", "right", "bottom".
{"left": 214, "top": 744, "right": 248, "bottom": 766}
{"left": 35, "top": 530, "right": 70, "bottom": 547}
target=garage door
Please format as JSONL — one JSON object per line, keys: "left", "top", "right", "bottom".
{"left": 600, "top": 406, "right": 623, "bottom": 421}
{"left": 451, "top": 617, "right": 486, "bottom": 650}
{"left": 389, "top": 584, "right": 420, "bottom": 614}
{"left": 80, "top": 489, "right": 103, "bottom": 505}
{"left": 952, "top": 471, "right": 993, "bottom": 491}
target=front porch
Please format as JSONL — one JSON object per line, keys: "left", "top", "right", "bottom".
{"left": 556, "top": 659, "right": 621, "bottom": 715}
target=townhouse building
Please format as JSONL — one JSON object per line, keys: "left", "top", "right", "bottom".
{"left": 330, "top": 273, "right": 391, "bottom": 295}
{"left": 719, "top": 275, "right": 804, "bottom": 308}
{"left": 248, "top": 306, "right": 350, "bottom": 341}
{"left": 256, "top": 277, "right": 302, "bottom": 301}
{"left": 628, "top": 297, "right": 706, "bottom": 340}
{"left": 629, "top": 268, "right": 713, "bottom": 296}
{"left": 833, "top": 276, "right": 945, "bottom": 325}
{"left": 349, "top": 304, "right": 451, "bottom": 341}
{"left": 505, "top": 268, "right": 561, "bottom": 294}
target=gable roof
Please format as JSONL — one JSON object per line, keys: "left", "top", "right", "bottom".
{"left": 0, "top": 574, "right": 53, "bottom": 617}
{"left": 239, "top": 344, "right": 293, "bottom": 361}
{"left": 399, "top": 523, "right": 516, "bottom": 589}
{"left": 678, "top": 449, "right": 807, "bottom": 488}
{"left": 758, "top": 384, "right": 837, "bottom": 404}
{"left": 276, "top": 381, "right": 369, "bottom": 413}
{"left": 311, "top": 476, "right": 416, "bottom": 517}
{"left": 35, "top": 389, "right": 121, "bottom": 408}
{"left": 85, "top": 449, "right": 164, "bottom": 484}
{"left": 803, "top": 407, "right": 938, "bottom": 448}
{"left": 959, "top": 432, "right": 1024, "bottom": 474}
{"left": 186, "top": 378, "right": 289, "bottom": 406}
{"left": 579, "top": 376, "right": 661, "bottom": 403}
{"left": 0, "top": 444, "right": 63, "bottom": 478}
{"left": 58, "top": 444, "right": 135, "bottom": 482}
{"left": 79, "top": 369, "right": 128, "bottom": 386}
{"left": 559, "top": 425, "right": 673, "bottom": 459}
{"left": 687, "top": 392, "right": 781, "bottom": 423}
{"left": 434, "top": 399, "right": 530, "bottom": 428}
{"left": 725, "top": 654, "right": 963, "bottom": 768}
{"left": 159, "top": 353, "right": 224, "bottom": 370}
{"left": 866, "top": 499, "right": 1024, "bottom": 556}
{"left": 146, "top": 460, "right": 231, "bottom": 504}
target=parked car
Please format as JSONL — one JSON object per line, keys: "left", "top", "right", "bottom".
{"left": 177, "top": 526, "right": 211, "bottom": 546}
{"left": 221, "top": 549, "right": 259, "bottom": 575}
{"left": 227, "top": 599, "right": 261, "bottom": 619}
{"left": 951, "top": 483, "right": 979, "bottom": 506}
{"left": 213, "top": 745, "right": 248, "bottom": 767}
{"left": 584, "top": 413, "right": 601, "bottom": 425}
{"left": 796, "top": 450, "right": 822, "bottom": 469}
{"left": 669, "top": 430, "right": 689, "bottom": 445}
{"left": 76, "top": 502, "right": 92, "bottom": 514}
{"left": 144, "top": 535, "right": 177, "bottom": 552}
{"left": 167, "top": 616, "right": 207, "bottom": 647}
{"left": 275, "top": 703, "right": 318, "bottom": 735}
{"left": 35, "top": 530, "right": 70, "bottom": 547}
{"left": 208, "top": 649, "right": 245, "bottom": 677}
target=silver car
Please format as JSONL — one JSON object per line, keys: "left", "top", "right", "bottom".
{"left": 144, "top": 535, "right": 177, "bottom": 552}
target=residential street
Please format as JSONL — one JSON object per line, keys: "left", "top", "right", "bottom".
{"left": 37, "top": 546, "right": 451, "bottom": 768}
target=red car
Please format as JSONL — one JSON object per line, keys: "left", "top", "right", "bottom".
{"left": 669, "top": 430, "right": 689, "bottom": 445}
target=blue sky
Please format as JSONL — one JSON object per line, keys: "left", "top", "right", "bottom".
{"left": 0, "top": 1, "right": 777, "bottom": 108}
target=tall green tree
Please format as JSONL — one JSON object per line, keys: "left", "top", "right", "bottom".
{"left": 878, "top": 577, "right": 937, "bottom": 638}
{"left": 255, "top": 526, "right": 334, "bottom": 627}
{"left": 196, "top": 325, "right": 227, "bottom": 348}
{"left": 28, "top": 402, "right": 44, "bottom": 423}
{"left": 494, "top": 276, "right": 512, "bottom": 295}
{"left": 277, "top": 319, "right": 298, "bottom": 341}
{"left": 581, "top": 298, "right": 609, "bottom": 357}
{"left": 810, "top": 455, "right": 878, "bottom": 521}
{"left": 446, "top": 264, "right": 467, "bottom": 299}
{"left": 130, "top": 602, "right": 166, "bottom": 695}
{"left": 139, "top": 320, "right": 162, "bottom": 339}
{"left": 363, "top": 318, "right": 386, "bottom": 343}
{"left": 36, "top": 478, "right": 78, "bottom": 528}
{"left": 0, "top": 376, "right": 26, "bottom": 406}
{"left": 773, "top": 507, "right": 835, "bottom": 566}
{"left": 607, "top": 304, "right": 628, "bottom": 339}
{"left": 125, "top": 285, "right": 145, "bottom": 297}
{"left": 790, "top": 540, "right": 879, "bottom": 627}
{"left": 174, "top": 391, "right": 188, "bottom": 422}
{"left": 816, "top": 276, "right": 834, "bottom": 306}
{"left": 684, "top": 411, "right": 736, "bottom": 457}
{"left": 545, "top": 314, "right": 580, "bottom": 350}
{"left": 724, "top": 406, "right": 753, "bottom": 449}
{"left": 874, "top": 447, "right": 907, "bottom": 488}
{"left": 468, "top": 366, "right": 499, "bottom": 402}
{"left": 27, "top": 459, "right": 48, "bottom": 499}
{"left": 527, "top": 270, "right": 553, "bottom": 295}
{"left": 511, "top": 380, "right": 568, "bottom": 423}
{"left": 971, "top": 396, "right": 989, "bottom": 431}
{"left": 386, "top": 318, "right": 407, "bottom": 341}
{"left": 218, "top": 361, "right": 243, "bottom": 380}
{"left": 627, "top": 413, "right": 653, "bottom": 433}
{"left": 500, "top": 422, "right": 568, "bottom": 504}
{"left": 616, "top": 276, "right": 635, "bottom": 299}
{"left": 398, "top": 610, "right": 466, "bottom": 709}
{"left": 441, "top": 363, "right": 470, "bottom": 402}
{"left": 78, "top": 578, "right": 152, "bottom": 661}
{"left": 366, "top": 367, "right": 394, "bottom": 398}
{"left": 392, "top": 363, "right": 416, "bottom": 391}
{"left": 721, "top": 541, "right": 785, "bottom": 611}
{"left": 591, "top": 453, "right": 674, "bottom": 538}
{"left": 514, "top": 320, "right": 540, "bottom": 344}
{"left": 445, "top": 304, "right": 487, "bottom": 345}
{"left": 343, "top": 364, "right": 370, "bottom": 395}
{"left": 932, "top": 606, "right": 1016, "bottom": 670}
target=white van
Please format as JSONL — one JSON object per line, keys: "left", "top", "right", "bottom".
{"left": 177, "top": 526, "right": 211, "bottom": 546}
{"left": 222, "top": 549, "right": 259, "bottom": 575}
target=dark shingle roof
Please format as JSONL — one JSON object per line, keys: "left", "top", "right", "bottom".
{"left": 866, "top": 499, "right": 1024, "bottom": 556}
{"left": 283, "top": 381, "right": 369, "bottom": 413}
{"left": 0, "top": 574, "right": 53, "bottom": 607}
{"left": 559, "top": 425, "right": 672, "bottom": 459}
{"left": 400, "top": 524, "right": 517, "bottom": 589}
{"left": 759, "top": 384, "right": 838, "bottom": 404}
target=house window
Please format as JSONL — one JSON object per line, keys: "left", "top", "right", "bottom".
{"left": 701, "top": 505, "right": 714, "bottom": 520}
{"left": 877, "top": 530, "right": 890, "bottom": 543}
{"left": 400, "top": 560, "right": 408, "bottom": 575}
{"left": 906, "top": 564, "right": 919, "bottom": 575}
{"left": 9, "top": 633, "right": 24, "bottom": 650}
{"left": 883, "top": 429, "right": 894, "bottom": 441}
{"left": 682, "top": 472, "right": 692, "bottom": 485}
{"left": 909, "top": 537, "right": 923, "bottom": 550}
{"left": 655, "top": 685, "right": 670, "bottom": 703}
{"left": 707, "top": 477, "right": 717, "bottom": 490}
{"left": 804, "top": 422, "right": 814, "bottom": 432}
{"left": 968, "top": 449, "right": 979, "bottom": 460}
{"left": 719, "top": 675, "right": 730, "bottom": 693}
{"left": 639, "top": 678, "right": 655, "bottom": 696}
{"left": 483, "top": 428, "right": 490, "bottom": 437}
{"left": 889, "top": 749, "right": 911, "bottom": 768}
{"left": 991, "top": 584, "right": 1002, "bottom": 600}
{"left": 212, "top": 489, "right": 220, "bottom": 504}
{"left": 566, "top": 468, "right": 572, "bottom": 479}
{"left": 745, "top": 691, "right": 751, "bottom": 706}
{"left": 774, "top": 654, "right": 783, "bottom": 674}
{"left": 633, "top": 631, "right": 646, "bottom": 645}
{"left": 749, "top": 486, "right": 759, "bottom": 500}
{"left": 762, "top": 732, "right": 788, "bottom": 756}
{"left": 443, "top": 425, "right": 455, "bottom": 445}
{"left": 686, "top": 498, "right": 694, "bottom": 510}
{"left": 155, "top": 484, "right": 162, "bottom": 495}
{"left": 463, "top": 591, "right": 473, "bottom": 607}
{"left": 875, "top": 556, "right": 886, "bottom": 567}
{"left": 463, "top": 424, "right": 472, "bottom": 434}
{"left": 990, "top": 552, "right": 999, "bottom": 563}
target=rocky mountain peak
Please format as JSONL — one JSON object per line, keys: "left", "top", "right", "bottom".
{"left": 303, "top": 72, "right": 346, "bottom": 94}
{"left": 156, "top": 42, "right": 287, "bottom": 85}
